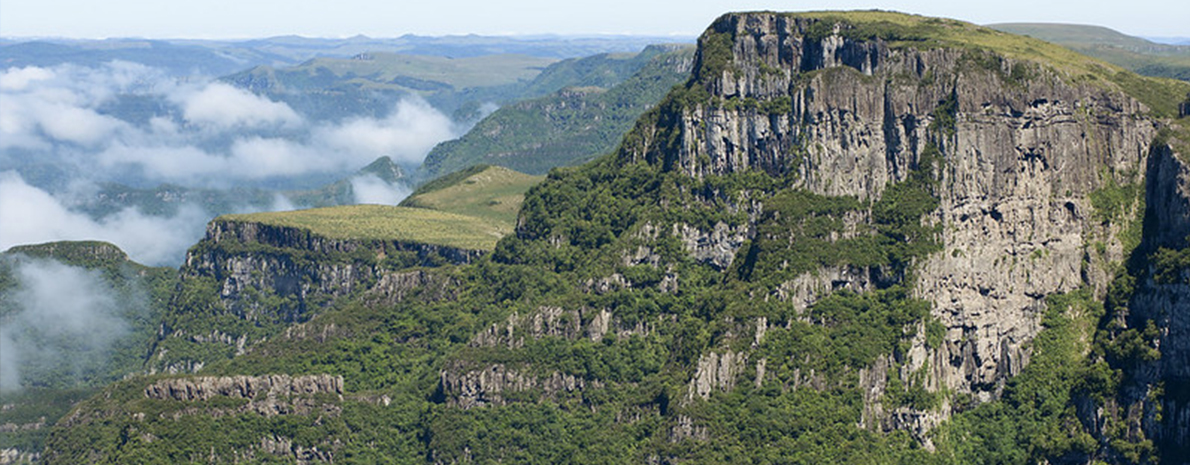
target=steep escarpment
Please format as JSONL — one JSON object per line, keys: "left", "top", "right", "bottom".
{"left": 1093, "top": 129, "right": 1190, "bottom": 463}
{"left": 148, "top": 213, "right": 478, "bottom": 374}
{"left": 41, "top": 11, "right": 1190, "bottom": 464}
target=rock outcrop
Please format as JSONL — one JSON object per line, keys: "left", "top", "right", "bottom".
{"left": 149, "top": 218, "right": 477, "bottom": 372}
{"left": 186, "top": 219, "right": 481, "bottom": 321}
{"left": 437, "top": 363, "right": 598, "bottom": 409}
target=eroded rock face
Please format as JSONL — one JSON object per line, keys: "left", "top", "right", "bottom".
{"left": 636, "top": 12, "right": 1164, "bottom": 437}
{"left": 186, "top": 220, "right": 483, "bottom": 322}
{"left": 437, "top": 363, "right": 597, "bottom": 409}
{"left": 1115, "top": 143, "right": 1190, "bottom": 457}
{"left": 150, "top": 219, "right": 475, "bottom": 372}
{"left": 141, "top": 374, "right": 345, "bottom": 418}
{"left": 687, "top": 351, "right": 746, "bottom": 400}
{"left": 144, "top": 374, "right": 344, "bottom": 402}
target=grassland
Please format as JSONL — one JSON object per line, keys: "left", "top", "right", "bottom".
{"left": 221, "top": 205, "right": 506, "bottom": 251}
{"left": 402, "top": 165, "right": 543, "bottom": 228}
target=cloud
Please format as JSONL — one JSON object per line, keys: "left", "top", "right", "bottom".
{"left": 316, "top": 98, "right": 458, "bottom": 165}
{"left": 351, "top": 174, "right": 412, "bottom": 205}
{"left": 0, "top": 171, "right": 210, "bottom": 266}
{"left": 0, "top": 62, "right": 468, "bottom": 263}
{"left": 2, "top": 62, "right": 462, "bottom": 184}
{"left": 0, "top": 66, "right": 54, "bottom": 91}
{"left": 175, "top": 82, "right": 302, "bottom": 130}
{"left": 0, "top": 258, "right": 129, "bottom": 394}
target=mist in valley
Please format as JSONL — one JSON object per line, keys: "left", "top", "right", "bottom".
{"left": 0, "top": 60, "right": 467, "bottom": 266}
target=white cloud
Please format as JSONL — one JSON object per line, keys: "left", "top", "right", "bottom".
{"left": 228, "top": 136, "right": 321, "bottom": 177}
{"left": 35, "top": 102, "right": 128, "bottom": 146}
{"left": 351, "top": 174, "right": 411, "bottom": 205}
{"left": 0, "top": 66, "right": 54, "bottom": 91}
{"left": 0, "top": 258, "right": 131, "bottom": 393}
{"left": 0, "top": 171, "right": 210, "bottom": 266}
{"left": 176, "top": 82, "right": 302, "bottom": 129}
{"left": 316, "top": 98, "right": 459, "bottom": 165}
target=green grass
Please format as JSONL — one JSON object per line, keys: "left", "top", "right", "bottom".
{"left": 402, "top": 165, "right": 543, "bottom": 229}
{"left": 220, "top": 204, "right": 506, "bottom": 251}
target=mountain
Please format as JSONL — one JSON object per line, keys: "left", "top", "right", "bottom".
{"left": 0, "top": 40, "right": 285, "bottom": 76}
{"left": 33, "top": 11, "right": 1190, "bottom": 464}
{"left": 0, "top": 35, "right": 696, "bottom": 76}
{"left": 223, "top": 52, "right": 559, "bottom": 121}
{"left": 990, "top": 23, "right": 1190, "bottom": 81}
{"left": 72, "top": 156, "right": 410, "bottom": 219}
{"left": 419, "top": 44, "right": 695, "bottom": 178}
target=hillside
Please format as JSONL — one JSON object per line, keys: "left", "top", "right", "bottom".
{"left": 991, "top": 23, "right": 1190, "bottom": 81}
{"left": 400, "top": 165, "right": 544, "bottom": 228}
{"left": 0, "top": 241, "right": 176, "bottom": 462}
{"left": 419, "top": 44, "right": 695, "bottom": 177}
{"left": 37, "top": 11, "right": 1190, "bottom": 464}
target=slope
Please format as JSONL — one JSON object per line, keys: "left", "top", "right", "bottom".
{"left": 418, "top": 45, "right": 695, "bottom": 177}
{"left": 400, "top": 164, "right": 544, "bottom": 228}
{"left": 0, "top": 241, "right": 176, "bottom": 461}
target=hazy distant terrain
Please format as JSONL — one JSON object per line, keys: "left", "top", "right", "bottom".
{"left": 0, "top": 35, "right": 692, "bottom": 266}
{"left": 990, "top": 23, "right": 1190, "bottom": 80}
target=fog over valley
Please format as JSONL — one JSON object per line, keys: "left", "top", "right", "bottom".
{"left": 0, "top": 59, "right": 467, "bottom": 265}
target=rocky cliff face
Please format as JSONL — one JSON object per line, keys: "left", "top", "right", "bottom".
{"left": 149, "top": 218, "right": 474, "bottom": 373}
{"left": 1108, "top": 140, "right": 1190, "bottom": 461}
{"left": 186, "top": 219, "right": 476, "bottom": 315}
{"left": 616, "top": 11, "right": 1168, "bottom": 436}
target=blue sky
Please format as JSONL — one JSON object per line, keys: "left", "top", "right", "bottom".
{"left": 1, "top": 0, "right": 1186, "bottom": 39}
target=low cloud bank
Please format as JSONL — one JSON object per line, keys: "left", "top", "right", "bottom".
{"left": 0, "top": 258, "right": 133, "bottom": 394}
{"left": 1, "top": 62, "right": 462, "bottom": 186}
{"left": 0, "top": 171, "right": 210, "bottom": 266}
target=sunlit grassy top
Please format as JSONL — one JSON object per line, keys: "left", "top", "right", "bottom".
{"left": 402, "top": 165, "right": 543, "bottom": 229}
{"left": 220, "top": 205, "right": 505, "bottom": 251}
{"left": 728, "top": 11, "right": 1190, "bottom": 117}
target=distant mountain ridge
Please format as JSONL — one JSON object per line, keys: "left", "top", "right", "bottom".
{"left": 419, "top": 44, "right": 695, "bottom": 178}
{"left": 0, "top": 34, "right": 696, "bottom": 75}
{"left": 990, "top": 22, "right": 1190, "bottom": 80}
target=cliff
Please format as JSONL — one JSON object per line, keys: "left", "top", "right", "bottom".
{"left": 148, "top": 213, "right": 478, "bottom": 374}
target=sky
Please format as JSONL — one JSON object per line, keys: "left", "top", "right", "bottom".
{"left": 0, "top": 0, "right": 1186, "bottom": 40}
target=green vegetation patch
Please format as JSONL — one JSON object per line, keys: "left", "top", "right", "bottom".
{"left": 221, "top": 205, "right": 504, "bottom": 251}
{"left": 402, "top": 165, "right": 544, "bottom": 228}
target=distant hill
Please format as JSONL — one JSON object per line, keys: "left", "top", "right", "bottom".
{"left": 401, "top": 164, "right": 543, "bottom": 229}
{"left": 0, "top": 39, "right": 286, "bottom": 76}
{"left": 990, "top": 23, "right": 1190, "bottom": 81}
{"left": 75, "top": 156, "right": 409, "bottom": 219}
{"left": 419, "top": 44, "right": 695, "bottom": 178}
{"left": 0, "top": 35, "right": 696, "bottom": 76}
